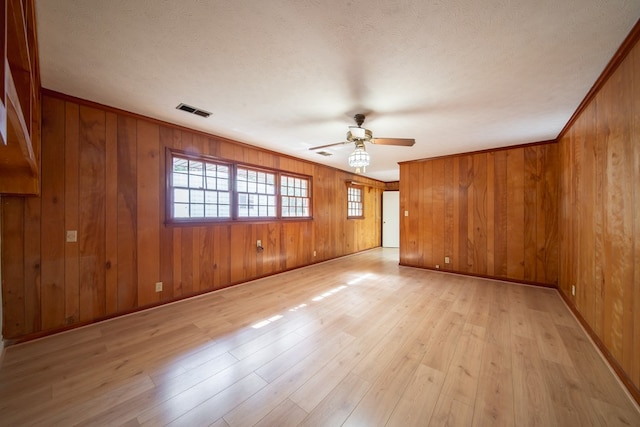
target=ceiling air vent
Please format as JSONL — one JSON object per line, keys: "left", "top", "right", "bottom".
{"left": 176, "top": 103, "right": 212, "bottom": 118}
{"left": 316, "top": 151, "right": 333, "bottom": 156}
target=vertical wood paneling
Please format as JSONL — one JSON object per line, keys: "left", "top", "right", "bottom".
{"left": 399, "top": 165, "right": 410, "bottom": 265}
{"left": 537, "top": 145, "right": 557, "bottom": 286}
{"left": 64, "top": 102, "right": 80, "bottom": 323}
{"left": 136, "top": 121, "right": 160, "bottom": 306}
{"left": 523, "top": 147, "right": 537, "bottom": 281}
{"left": 486, "top": 154, "right": 495, "bottom": 276}
{"left": 600, "top": 62, "right": 633, "bottom": 366}
{"left": 78, "top": 106, "right": 106, "bottom": 322}
{"left": 191, "top": 226, "right": 202, "bottom": 292}
{"left": 472, "top": 154, "right": 487, "bottom": 274}
{"left": 458, "top": 156, "right": 469, "bottom": 273}
{"left": 1, "top": 198, "right": 25, "bottom": 337}
{"left": 116, "top": 115, "right": 137, "bottom": 311}
{"left": 23, "top": 196, "right": 41, "bottom": 332}
{"left": 214, "top": 225, "right": 231, "bottom": 288}
{"left": 558, "top": 37, "right": 640, "bottom": 395}
{"left": 444, "top": 157, "right": 455, "bottom": 270}
{"left": 2, "top": 93, "right": 382, "bottom": 341}
{"left": 632, "top": 43, "right": 640, "bottom": 388}
{"left": 399, "top": 143, "right": 557, "bottom": 286}
{"left": 104, "top": 112, "right": 118, "bottom": 314}
{"left": 158, "top": 127, "right": 174, "bottom": 299}
{"left": 493, "top": 150, "right": 508, "bottom": 278}
{"left": 466, "top": 156, "right": 474, "bottom": 272}
{"left": 40, "top": 96, "right": 66, "bottom": 329}
{"left": 593, "top": 104, "right": 606, "bottom": 338}
{"left": 506, "top": 149, "right": 525, "bottom": 279}
{"left": 452, "top": 158, "right": 460, "bottom": 271}
{"left": 432, "top": 159, "right": 445, "bottom": 269}
{"left": 420, "top": 162, "right": 430, "bottom": 265}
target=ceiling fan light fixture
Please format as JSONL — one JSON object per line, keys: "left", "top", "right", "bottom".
{"left": 348, "top": 143, "right": 370, "bottom": 173}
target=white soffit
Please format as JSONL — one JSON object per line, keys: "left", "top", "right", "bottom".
{"left": 35, "top": 0, "right": 640, "bottom": 181}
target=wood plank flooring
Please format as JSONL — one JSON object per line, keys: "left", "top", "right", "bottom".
{"left": 1, "top": 248, "right": 638, "bottom": 426}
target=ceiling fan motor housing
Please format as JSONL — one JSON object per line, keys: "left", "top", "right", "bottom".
{"left": 347, "top": 127, "right": 373, "bottom": 142}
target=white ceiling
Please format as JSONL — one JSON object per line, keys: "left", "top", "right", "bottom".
{"left": 35, "top": 1, "right": 640, "bottom": 182}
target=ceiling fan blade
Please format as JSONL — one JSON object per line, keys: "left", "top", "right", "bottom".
{"left": 370, "top": 138, "right": 415, "bottom": 146}
{"left": 308, "top": 141, "right": 349, "bottom": 150}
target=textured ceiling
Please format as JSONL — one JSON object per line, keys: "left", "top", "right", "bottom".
{"left": 35, "top": 1, "right": 640, "bottom": 181}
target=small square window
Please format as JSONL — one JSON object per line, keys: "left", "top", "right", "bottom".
{"left": 347, "top": 185, "right": 364, "bottom": 218}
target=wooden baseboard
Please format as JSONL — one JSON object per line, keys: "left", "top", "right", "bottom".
{"left": 557, "top": 288, "right": 640, "bottom": 408}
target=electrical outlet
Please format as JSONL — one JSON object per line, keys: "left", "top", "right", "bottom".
{"left": 571, "top": 285, "right": 575, "bottom": 296}
{"left": 313, "top": 250, "right": 317, "bottom": 256}
{"left": 435, "top": 264, "right": 440, "bottom": 269}
{"left": 257, "top": 240, "right": 262, "bottom": 248}
{"left": 155, "top": 282, "right": 163, "bottom": 292}
{"left": 66, "top": 230, "right": 77, "bottom": 242}
{"left": 404, "top": 210, "right": 409, "bottom": 216}
{"left": 445, "top": 256, "right": 450, "bottom": 264}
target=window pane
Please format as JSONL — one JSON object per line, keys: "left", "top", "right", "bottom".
{"left": 174, "top": 188, "right": 189, "bottom": 203}
{"left": 170, "top": 154, "right": 231, "bottom": 220}
{"left": 173, "top": 172, "right": 188, "bottom": 187}
{"left": 205, "top": 205, "right": 220, "bottom": 217}
{"left": 347, "top": 186, "right": 363, "bottom": 218}
{"left": 173, "top": 158, "right": 188, "bottom": 172}
{"left": 205, "top": 191, "right": 217, "bottom": 203}
{"left": 191, "top": 204, "right": 204, "bottom": 217}
{"left": 189, "top": 174, "right": 203, "bottom": 188}
{"left": 190, "top": 190, "right": 204, "bottom": 203}
{"left": 219, "top": 192, "right": 230, "bottom": 205}
{"left": 174, "top": 203, "right": 189, "bottom": 218}
{"left": 189, "top": 160, "right": 203, "bottom": 174}
{"left": 236, "top": 167, "right": 278, "bottom": 218}
{"left": 280, "top": 174, "right": 311, "bottom": 218}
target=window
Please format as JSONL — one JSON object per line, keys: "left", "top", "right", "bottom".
{"left": 281, "top": 175, "right": 311, "bottom": 218}
{"left": 236, "top": 167, "right": 277, "bottom": 218}
{"left": 171, "top": 155, "right": 231, "bottom": 219}
{"left": 169, "top": 151, "right": 312, "bottom": 222}
{"left": 347, "top": 185, "right": 364, "bottom": 218}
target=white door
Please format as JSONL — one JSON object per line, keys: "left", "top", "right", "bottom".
{"left": 382, "top": 191, "right": 400, "bottom": 247}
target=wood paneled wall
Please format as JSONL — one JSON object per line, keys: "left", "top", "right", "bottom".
{"left": 558, "top": 34, "right": 640, "bottom": 394}
{"left": 399, "top": 143, "right": 559, "bottom": 286}
{"left": 0, "top": 93, "right": 383, "bottom": 340}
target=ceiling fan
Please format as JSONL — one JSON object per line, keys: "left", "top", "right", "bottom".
{"left": 309, "top": 114, "right": 415, "bottom": 173}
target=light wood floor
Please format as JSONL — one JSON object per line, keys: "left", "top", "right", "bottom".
{"left": 1, "top": 248, "right": 638, "bottom": 426}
